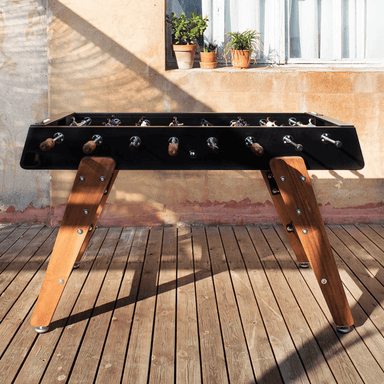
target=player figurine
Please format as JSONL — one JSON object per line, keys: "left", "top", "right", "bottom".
{"left": 169, "top": 117, "right": 184, "bottom": 126}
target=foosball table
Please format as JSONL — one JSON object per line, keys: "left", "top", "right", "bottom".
{"left": 20, "top": 112, "right": 365, "bottom": 334}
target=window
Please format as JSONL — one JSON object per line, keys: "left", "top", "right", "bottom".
{"left": 166, "top": 0, "right": 384, "bottom": 65}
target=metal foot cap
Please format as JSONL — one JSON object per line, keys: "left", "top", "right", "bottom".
{"left": 35, "top": 326, "right": 49, "bottom": 334}
{"left": 299, "top": 262, "right": 310, "bottom": 269}
{"left": 336, "top": 325, "right": 352, "bottom": 334}
{"left": 73, "top": 263, "right": 80, "bottom": 269}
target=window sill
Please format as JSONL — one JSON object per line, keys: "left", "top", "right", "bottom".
{"left": 166, "top": 63, "right": 384, "bottom": 73}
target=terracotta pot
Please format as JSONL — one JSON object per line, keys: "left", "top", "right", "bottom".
{"left": 200, "top": 51, "right": 217, "bottom": 69}
{"left": 173, "top": 44, "right": 197, "bottom": 69}
{"left": 231, "top": 49, "right": 251, "bottom": 69}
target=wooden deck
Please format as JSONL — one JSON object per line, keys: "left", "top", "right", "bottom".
{"left": 0, "top": 224, "right": 384, "bottom": 384}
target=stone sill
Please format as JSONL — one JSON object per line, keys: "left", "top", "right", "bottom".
{"left": 166, "top": 64, "right": 384, "bottom": 73}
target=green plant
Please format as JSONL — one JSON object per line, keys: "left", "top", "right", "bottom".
{"left": 222, "top": 30, "right": 263, "bottom": 64}
{"left": 203, "top": 43, "right": 217, "bottom": 53}
{"left": 166, "top": 12, "right": 208, "bottom": 45}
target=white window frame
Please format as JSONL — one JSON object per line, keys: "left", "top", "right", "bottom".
{"left": 166, "top": 0, "right": 384, "bottom": 67}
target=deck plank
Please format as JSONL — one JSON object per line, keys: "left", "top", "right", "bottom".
{"left": 175, "top": 227, "right": 201, "bottom": 384}
{"left": 261, "top": 226, "right": 337, "bottom": 384}
{"left": 0, "top": 225, "right": 44, "bottom": 273}
{"left": 192, "top": 227, "right": 229, "bottom": 384}
{"left": 220, "top": 226, "right": 283, "bottom": 384}
{"left": 0, "top": 226, "right": 29, "bottom": 259}
{"left": 298, "top": 226, "right": 384, "bottom": 384}
{"left": 149, "top": 227, "right": 177, "bottom": 384}
{"left": 245, "top": 226, "right": 310, "bottom": 384}
{"left": 0, "top": 228, "right": 57, "bottom": 321}
{"left": 0, "top": 224, "right": 18, "bottom": 244}
{"left": 12, "top": 228, "right": 110, "bottom": 384}
{"left": 68, "top": 228, "right": 134, "bottom": 384}
{"left": 0, "top": 226, "right": 54, "bottom": 295}
{"left": 0, "top": 224, "right": 383, "bottom": 384}
{"left": 206, "top": 226, "right": 255, "bottom": 383}
{"left": 39, "top": 228, "right": 121, "bottom": 384}
{"left": 121, "top": 227, "right": 163, "bottom": 384}
{"left": 95, "top": 227, "right": 149, "bottom": 384}
{"left": 273, "top": 226, "right": 366, "bottom": 384}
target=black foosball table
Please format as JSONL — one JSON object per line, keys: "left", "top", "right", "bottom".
{"left": 20, "top": 112, "right": 365, "bottom": 334}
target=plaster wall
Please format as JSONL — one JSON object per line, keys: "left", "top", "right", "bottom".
{"left": 0, "top": 0, "right": 49, "bottom": 225}
{"left": 1, "top": 0, "right": 383, "bottom": 226}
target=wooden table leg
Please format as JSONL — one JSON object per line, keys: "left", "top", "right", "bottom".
{"left": 269, "top": 156, "right": 353, "bottom": 331}
{"left": 261, "top": 170, "right": 309, "bottom": 267}
{"left": 31, "top": 157, "right": 117, "bottom": 332}
{"left": 73, "top": 170, "right": 119, "bottom": 268}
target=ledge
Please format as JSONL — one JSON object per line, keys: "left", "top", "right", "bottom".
{"left": 166, "top": 64, "right": 384, "bottom": 73}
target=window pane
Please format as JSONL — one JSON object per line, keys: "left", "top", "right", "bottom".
{"left": 289, "top": 0, "right": 319, "bottom": 59}
{"left": 366, "top": 0, "right": 384, "bottom": 58}
{"left": 289, "top": 0, "right": 384, "bottom": 61}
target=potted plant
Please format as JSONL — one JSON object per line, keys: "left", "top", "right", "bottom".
{"left": 223, "top": 30, "right": 263, "bottom": 69}
{"left": 166, "top": 12, "right": 209, "bottom": 69}
{"left": 200, "top": 43, "right": 218, "bottom": 69}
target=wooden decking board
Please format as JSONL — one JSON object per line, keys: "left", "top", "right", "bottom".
{"left": 0, "top": 225, "right": 44, "bottom": 273}
{"left": 39, "top": 228, "right": 121, "bottom": 384}
{"left": 0, "top": 224, "right": 19, "bottom": 244}
{"left": 0, "top": 228, "right": 57, "bottom": 323}
{"left": 205, "top": 226, "right": 255, "bottom": 384}
{"left": 1, "top": 224, "right": 384, "bottom": 384}
{"left": 121, "top": 227, "right": 163, "bottom": 384}
{"left": 223, "top": 226, "right": 284, "bottom": 384}
{"left": 260, "top": 226, "right": 337, "bottom": 384}
{"left": 68, "top": 227, "right": 131, "bottom": 384}
{"left": 192, "top": 227, "right": 229, "bottom": 384}
{"left": 273, "top": 226, "right": 367, "bottom": 384}
{"left": 356, "top": 224, "right": 384, "bottom": 265}
{"left": 149, "top": 227, "right": 177, "bottom": 384}
{"left": 95, "top": 227, "right": 148, "bottom": 384}
{"left": 331, "top": 225, "right": 384, "bottom": 287}
{"left": 12, "top": 228, "right": 110, "bottom": 384}
{"left": 0, "top": 227, "right": 55, "bottom": 295}
{"left": 289, "top": 228, "right": 384, "bottom": 383}
{"left": 176, "top": 227, "right": 201, "bottom": 384}
{"left": 245, "top": 226, "right": 310, "bottom": 384}
{"left": 0, "top": 226, "right": 29, "bottom": 259}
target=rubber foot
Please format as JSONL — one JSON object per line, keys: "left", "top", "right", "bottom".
{"left": 35, "top": 326, "right": 49, "bottom": 334}
{"left": 336, "top": 325, "right": 352, "bottom": 334}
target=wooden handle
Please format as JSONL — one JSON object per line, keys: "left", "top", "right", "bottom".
{"left": 168, "top": 142, "right": 178, "bottom": 156}
{"left": 83, "top": 141, "right": 97, "bottom": 154}
{"left": 39, "top": 138, "right": 55, "bottom": 152}
{"left": 250, "top": 143, "right": 264, "bottom": 156}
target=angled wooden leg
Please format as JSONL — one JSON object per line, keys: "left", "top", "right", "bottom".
{"left": 73, "top": 170, "right": 119, "bottom": 268}
{"left": 269, "top": 156, "right": 353, "bottom": 330}
{"left": 31, "top": 157, "right": 117, "bottom": 331}
{"left": 261, "top": 170, "right": 309, "bottom": 267}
